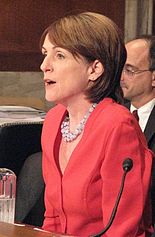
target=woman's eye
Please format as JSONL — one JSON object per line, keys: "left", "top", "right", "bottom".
{"left": 56, "top": 52, "right": 65, "bottom": 59}
{"left": 42, "top": 51, "right": 47, "bottom": 57}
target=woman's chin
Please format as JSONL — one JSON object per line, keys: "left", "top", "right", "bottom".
{"left": 45, "top": 95, "right": 56, "bottom": 103}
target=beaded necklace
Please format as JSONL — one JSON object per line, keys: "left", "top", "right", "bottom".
{"left": 61, "top": 103, "right": 97, "bottom": 142}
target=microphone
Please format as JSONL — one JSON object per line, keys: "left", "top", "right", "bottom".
{"left": 90, "top": 158, "right": 133, "bottom": 237}
{"left": 122, "top": 158, "right": 133, "bottom": 172}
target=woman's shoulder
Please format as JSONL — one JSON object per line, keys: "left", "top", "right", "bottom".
{"left": 43, "top": 104, "right": 66, "bottom": 130}
{"left": 97, "top": 98, "right": 133, "bottom": 122}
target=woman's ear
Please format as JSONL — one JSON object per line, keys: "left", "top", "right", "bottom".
{"left": 88, "top": 60, "right": 104, "bottom": 81}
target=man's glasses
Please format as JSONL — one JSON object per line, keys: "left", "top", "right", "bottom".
{"left": 122, "top": 67, "right": 151, "bottom": 78}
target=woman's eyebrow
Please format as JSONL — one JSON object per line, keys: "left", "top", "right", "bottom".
{"left": 41, "top": 46, "right": 46, "bottom": 52}
{"left": 41, "top": 45, "right": 60, "bottom": 51}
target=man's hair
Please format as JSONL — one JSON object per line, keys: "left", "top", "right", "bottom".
{"left": 40, "top": 12, "right": 126, "bottom": 103}
{"left": 132, "top": 35, "right": 155, "bottom": 71}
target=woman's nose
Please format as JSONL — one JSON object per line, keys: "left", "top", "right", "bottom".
{"left": 40, "top": 57, "right": 51, "bottom": 72}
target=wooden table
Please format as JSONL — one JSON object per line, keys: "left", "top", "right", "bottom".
{"left": 0, "top": 222, "right": 73, "bottom": 237}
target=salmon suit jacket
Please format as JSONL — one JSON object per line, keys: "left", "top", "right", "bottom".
{"left": 42, "top": 98, "right": 153, "bottom": 237}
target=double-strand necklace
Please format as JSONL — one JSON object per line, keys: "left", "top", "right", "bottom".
{"left": 61, "top": 103, "right": 97, "bottom": 142}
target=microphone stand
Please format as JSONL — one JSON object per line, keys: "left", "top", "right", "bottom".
{"left": 90, "top": 158, "right": 133, "bottom": 237}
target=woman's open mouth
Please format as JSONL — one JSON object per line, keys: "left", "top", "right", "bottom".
{"left": 44, "top": 79, "right": 56, "bottom": 86}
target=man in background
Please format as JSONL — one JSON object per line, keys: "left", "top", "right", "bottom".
{"left": 120, "top": 35, "right": 155, "bottom": 228}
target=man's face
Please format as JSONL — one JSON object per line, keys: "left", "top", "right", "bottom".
{"left": 120, "top": 39, "right": 154, "bottom": 106}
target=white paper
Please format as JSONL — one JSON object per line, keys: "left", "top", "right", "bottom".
{"left": 0, "top": 106, "right": 46, "bottom": 125}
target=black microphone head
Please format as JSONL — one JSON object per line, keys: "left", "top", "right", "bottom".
{"left": 122, "top": 158, "right": 133, "bottom": 172}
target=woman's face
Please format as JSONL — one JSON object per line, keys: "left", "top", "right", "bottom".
{"left": 40, "top": 34, "right": 91, "bottom": 105}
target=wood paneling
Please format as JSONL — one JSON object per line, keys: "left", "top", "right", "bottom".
{"left": 0, "top": 0, "right": 125, "bottom": 71}
{"left": 153, "top": 0, "right": 155, "bottom": 35}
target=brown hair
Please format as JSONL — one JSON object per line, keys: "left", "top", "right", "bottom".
{"left": 40, "top": 12, "right": 126, "bottom": 103}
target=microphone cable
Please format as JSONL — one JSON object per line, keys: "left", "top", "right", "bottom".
{"left": 91, "top": 158, "right": 133, "bottom": 237}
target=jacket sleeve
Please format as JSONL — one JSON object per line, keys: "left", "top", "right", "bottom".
{"left": 100, "top": 120, "right": 153, "bottom": 237}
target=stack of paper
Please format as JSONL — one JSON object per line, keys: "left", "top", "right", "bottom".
{"left": 0, "top": 106, "right": 46, "bottom": 125}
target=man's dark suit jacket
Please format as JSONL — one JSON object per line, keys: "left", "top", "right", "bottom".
{"left": 125, "top": 102, "right": 155, "bottom": 226}
{"left": 145, "top": 105, "right": 155, "bottom": 226}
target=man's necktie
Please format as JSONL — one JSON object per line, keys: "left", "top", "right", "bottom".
{"left": 132, "top": 110, "right": 139, "bottom": 122}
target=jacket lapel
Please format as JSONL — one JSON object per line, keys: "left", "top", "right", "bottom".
{"left": 144, "top": 105, "right": 155, "bottom": 143}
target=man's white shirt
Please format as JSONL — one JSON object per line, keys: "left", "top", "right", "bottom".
{"left": 130, "top": 98, "right": 155, "bottom": 132}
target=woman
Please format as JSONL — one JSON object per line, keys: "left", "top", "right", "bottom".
{"left": 40, "top": 12, "right": 153, "bottom": 236}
